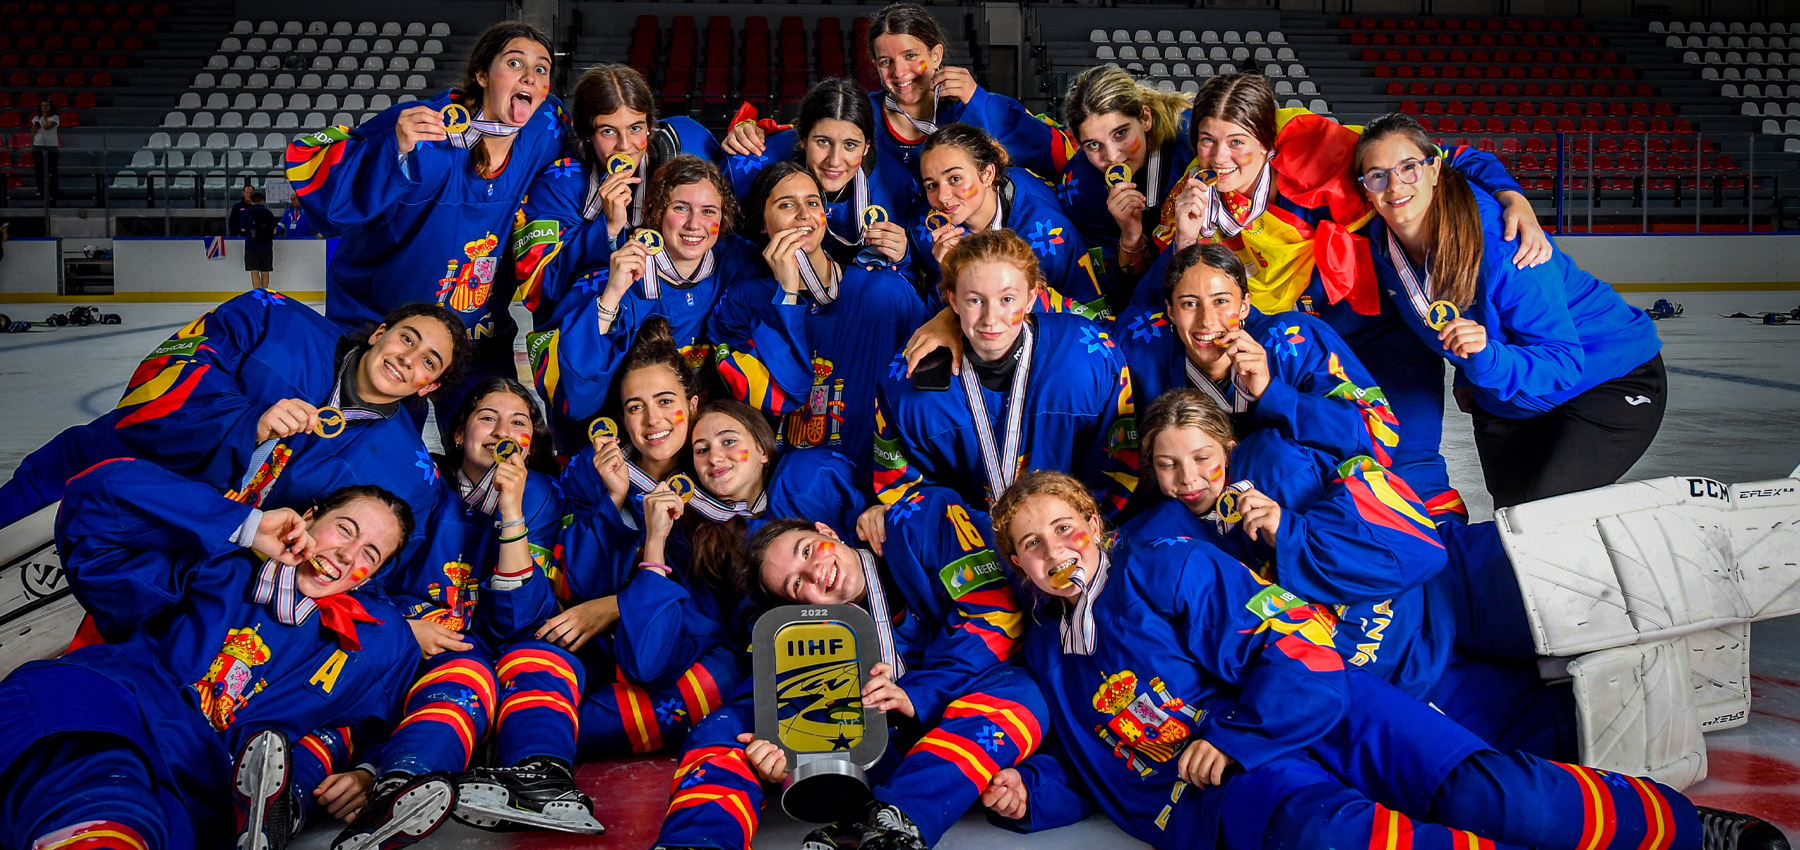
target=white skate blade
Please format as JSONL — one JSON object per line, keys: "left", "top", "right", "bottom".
{"left": 235, "top": 732, "right": 288, "bottom": 850}
{"left": 452, "top": 780, "right": 605, "bottom": 834}
{"left": 333, "top": 780, "right": 454, "bottom": 850}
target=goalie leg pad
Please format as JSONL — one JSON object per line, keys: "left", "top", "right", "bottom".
{"left": 1567, "top": 639, "right": 1705, "bottom": 791}
{"left": 1687, "top": 623, "right": 1751, "bottom": 732}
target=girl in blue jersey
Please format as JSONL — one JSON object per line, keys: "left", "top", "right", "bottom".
{"left": 1353, "top": 114, "right": 1665, "bottom": 507}
{"left": 912, "top": 122, "right": 1106, "bottom": 312}
{"left": 532, "top": 155, "right": 761, "bottom": 435}
{"left": 873, "top": 229, "right": 1136, "bottom": 516}
{"left": 721, "top": 3, "right": 1073, "bottom": 181}
{"left": 722, "top": 78, "right": 917, "bottom": 273}
{"left": 333, "top": 377, "right": 596, "bottom": 846}
{"left": 285, "top": 22, "right": 564, "bottom": 441}
{"left": 711, "top": 161, "right": 926, "bottom": 483}
{"left": 1057, "top": 65, "right": 1194, "bottom": 293}
{"left": 0, "top": 460, "right": 419, "bottom": 850}
{"left": 513, "top": 64, "right": 725, "bottom": 327}
{"left": 987, "top": 470, "right": 1768, "bottom": 850}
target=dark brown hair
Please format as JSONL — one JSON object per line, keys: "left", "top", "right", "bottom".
{"left": 309, "top": 483, "right": 416, "bottom": 562}
{"left": 1190, "top": 73, "right": 1278, "bottom": 152}
{"left": 618, "top": 315, "right": 701, "bottom": 404}
{"left": 683, "top": 400, "right": 781, "bottom": 593}
{"left": 741, "top": 517, "right": 818, "bottom": 604}
{"left": 338, "top": 302, "right": 474, "bottom": 403}
{"left": 445, "top": 376, "right": 558, "bottom": 475}
{"left": 794, "top": 78, "right": 878, "bottom": 177}
{"left": 867, "top": 3, "right": 946, "bottom": 55}
{"left": 745, "top": 160, "right": 825, "bottom": 243}
{"left": 1162, "top": 242, "right": 1249, "bottom": 304}
{"left": 456, "top": 21, "right": 555, "bottom": 176}
{"left": 643, "top": 154, "right": 739, "bottom": 238}
{"left": 570, "top": 63, "right": 657, "bottom": 171}
{"left": 921, "top": 121, "right": 1010, "bottom": 181}
{"left": 1353, "top": 113, "right": 1482, "bottom": 311}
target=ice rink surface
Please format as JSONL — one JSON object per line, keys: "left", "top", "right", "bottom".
{"left": 2, "top": 291, "right": 1797, "bottom": 848}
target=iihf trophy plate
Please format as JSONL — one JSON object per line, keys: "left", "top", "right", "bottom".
{"left": 752, "top": 604, "right": 889, "bottom": 823}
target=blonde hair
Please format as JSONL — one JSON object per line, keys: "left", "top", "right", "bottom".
{"left": 991, "top": 469, "right": 1103, "bottom": 559}
{"left": 938, "top": 229, "right": 1045, "bottom": 304}
{"left": 1138, "top": 389, "right": 1236, "bottom": 464}
{"left": 1062, "top": 65, "right": 1193, "bottom": 154}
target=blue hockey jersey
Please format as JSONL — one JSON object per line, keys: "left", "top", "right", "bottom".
{"left": 513, "top": 117, "right": 724, "bottom": 328}
{"left": 285, "top": 90, "right": 568, "bottom": 360}
{"left": 710, "top": 263, "right": 928, "bottom": 488}
{"left": 868, "top": 87, "right": 1077, "bottom": 181}
{"left": 873, "top": 312, "right": 1137, "bottom": 514}
{"left": 724, "top": 129, "right": 921, "bottom": 274}
{"left": 7, "top": 459, "right": 416, "bottom": 845}
{"left": 909, "top": 168, "right": 1106, "bottom": 313}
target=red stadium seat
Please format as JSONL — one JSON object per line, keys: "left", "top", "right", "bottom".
{"left": 73, "top": 91, "right": 93, "bottom": 108}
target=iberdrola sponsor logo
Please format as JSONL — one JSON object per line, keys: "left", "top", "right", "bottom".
{"left": 939, "top": 550, "right": 1003, "bottom": 600}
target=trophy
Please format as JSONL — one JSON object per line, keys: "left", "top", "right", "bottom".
{"left": 752, "top": 604, "right": 890, "bottom": 823}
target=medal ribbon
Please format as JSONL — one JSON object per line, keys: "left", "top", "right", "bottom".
{"left": 580, "top": 161, "right": 650, "bottom": 228}
{"left": 823, "top": 167, "right": 872, "bottom": 250}
{"left": 645, "top": 246, "right": 716, "bottom": 302}
{"left": 796, "top": 252, "right": 842, "bottom": 306}
{"left": 1184, "top": 357, "right": 1250, "bottom": 413}
{"left": 448, "top": 107, "right": 525, "bottom": 149}
{"left": 958, "top": 321, "right": 1035, "bottom": 503}
{"left": 458, "top": 466, "right": 500, "bottom": 516}
{"left": 1139, "top": 149, "right": 1166, "bottom": 208}
{"left": 233, "top": 359, "right": 386, "bottom": 505}
{"left": 1385, "top": 228, "right": 1439, "bottom": 328}
{"left": 685, "top": 487, "right": 770, "bottom": 522}
{"left": 253, "top": 559, "right": 381, "bottom": 650}
{"left": 1060, "top": 551, "right": 1113, "bottom": 656}
{"left": 1202, "top": 158, "right": 1273, "bottom": 238}
{"left": 881, "top": 91, "right": 942, "bottom": 137}
{"left": 858, "top": 549, "right": 905, "bottom": 678}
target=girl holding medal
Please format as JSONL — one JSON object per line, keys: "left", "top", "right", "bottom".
{"left": 0, "top": 295, "right": 469, "bottom": 550}
{"left": 987, "top": 469, "right": 1763, "bottom": 850}
{"left": 338, "top": 378, "right": 603, "bottom": 844}
{"left": 1143, "top": 73, "right": 1547, "bottom": 521}
{"left": 532, "top": 155, "right": 761, "bottom": 439}
{"left": 721, "top": 78, "right": 917, "bottom": 274}
{"left": 871, "top": 229, "right": 1136, "bottom": 517}
{"left": 285, "top": 22, "right": 565, "bottom": 443}
{"left": 912, "top": 122, "right": 1107, "bottom": 314}
{"left": 720, "top": 3, "right": 1075, "bottom": 181}
{"left": 711, "top": 161, "right": 926, "bottom": 484}
{"left": 514, "top": 64, "right": 725, "bottom": 328}
{"left": 1353, "top": 115, "right": 1664, "bottom": 508}
{"left": 1056, "top": 65, "right": 1195, "bottom": 291}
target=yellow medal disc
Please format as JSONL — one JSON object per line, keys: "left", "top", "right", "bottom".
{"left": 634, "top": 229, "right": 664, "bottom": 255}
{"left": 862, "top": 205, "right": 890, "bottom": 228}
{"left": 1216, "top": 490, "right": 1242, "bottom": 524}
{"left": 1427, "top": 300, "right": 1461, "bottom": 331}
{"left": 439, "top": 103, "right": 471, "bottom": 135}
{"left": 667, "top": 473, "right": 696, "bottom": 503}
{"left": 588, "top": 416, "right": 619, "bottom": 443}
{"left": 494, "top": 438, "right": 522, "bottom": 462}
{"left": 607, "top": 153, "right": 636, "bottom": 175}
{"left": 1195, "top": 168, "right": 1221, "bottom": 187}
{"left": 924, "top": 210, "right": 951, "bottom": 231}
{"left": 314, "top": 406, "right": 347, "bottom": 439}
{"left": 1104, "top": 162, "right": 1133, "bottom": 187}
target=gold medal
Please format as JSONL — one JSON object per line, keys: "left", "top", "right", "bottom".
{"left": 494, "top": 438, "right": 522, "bottom": 462}
{"left": 607, "top": 153, "right": 636, "bottom": 175}
{"left": 314, "top": 406, "right": 347, "bottom": 439}
{"left": 1427, "top": 300, "right": 1461, "bottom": 331}
{"left": 439, "top": 103, "right": 471, "bottom": 135}
{"left": 588, "top": 416, "right": 619, "bottom": 443}
{"left": 1195, "top": 168, "right": 1220, "bottom": 187}
{"left": 925, "top": 210, "right": 951, "bottom": 231}
{"left": 634, "top": 229, "right": 664, "bottom": 255}
{"left": 1215, "top": 489, "right": 1242, "bottom": 524}
{"left": 1104, "top": 162, "right": 1133, "bottom": 188}
{"left": 862, "top": 205, "right": 890, "bottom": 228}
{"left": 667, "top": 473, "right": 696, "bottom": 503}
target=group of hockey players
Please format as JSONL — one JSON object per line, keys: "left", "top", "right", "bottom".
{"left": 0, "top": 6, "right": 1794, "bottom": 850}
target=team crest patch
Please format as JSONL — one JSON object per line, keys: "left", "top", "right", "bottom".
{"left": 194, "top": 626, "right": 272, "bottom": 731}
{"left": 425, "top": 559, "right": 480, "bottom": 631}
{"left": 438, "top": 233, "right": 502, "bottom": 313}
{"left": 782, "top": 356, "right": 843, "bottom": 450}
{"left": 1090, "top": 671, "right": 1203, "bottom": 776}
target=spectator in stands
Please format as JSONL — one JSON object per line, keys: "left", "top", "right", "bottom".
{"left": 29, "top": 101, "right": 59, "bottom": 204}
{"left": 238, "top": 191, "right": 277, "bottom": 291}
{"left": 285, "top": 21, "right": 566, "bottom": 447}
{"left": 1354, "top": 114, "right": 1664, "bottom": 507}
{"left": 512, "top": 63, "right": 722, "bottom": 329}
{"left": 1147, "top": 72, "right": 1548, "bottom": 522}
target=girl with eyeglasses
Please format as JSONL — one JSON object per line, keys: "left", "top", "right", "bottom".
{"left": 1354, "top": 114, "right": 1664, "bottom": 508}
{"left": 1143, "top": 73, "right": 1551, "bottom": 523}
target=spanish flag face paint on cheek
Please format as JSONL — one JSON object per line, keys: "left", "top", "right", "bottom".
{"left": 1206, "top": 465, "right": 1224, "bottom": 483}
{"left": 350, "top": 566, "right": 370, "bottom": 583}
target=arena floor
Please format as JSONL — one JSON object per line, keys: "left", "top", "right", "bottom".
{"left": 2, "top": 293, "right": 1797, "bottom": 847}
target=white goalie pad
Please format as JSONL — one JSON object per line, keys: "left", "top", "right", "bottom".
{"left": 0, "top": 505, "right": 81, "bottom": 678}
{"left": 1687, "top": 623, "right": 1751, "bottom": 732}
{"left": 1495, "top": 475, "right": 1800, "bottom": 657}
{"left": 1568, "top": 640, "right": 1706, "bottom": 791}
